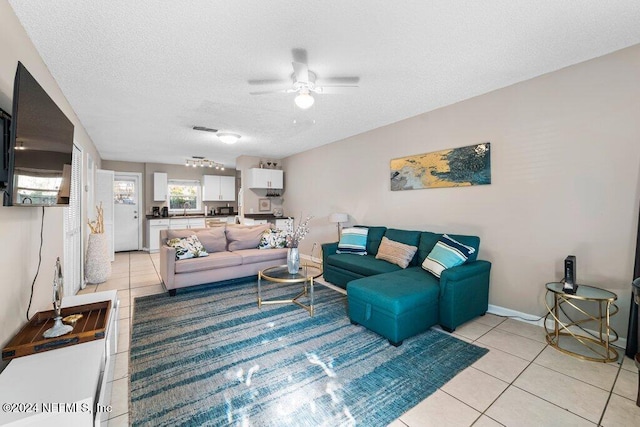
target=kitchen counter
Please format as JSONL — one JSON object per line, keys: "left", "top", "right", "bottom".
{"left": 146, "top": 214, "right": 237, "bottom": 219}
{"left": 244, "top": 214, "right": 290, "bottom": 220}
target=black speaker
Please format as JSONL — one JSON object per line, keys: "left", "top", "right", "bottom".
{"left": 563, "top": 255, "right": 577, "bottom": 293}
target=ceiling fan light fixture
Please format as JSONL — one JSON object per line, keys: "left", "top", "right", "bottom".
{"left": 294, "top": 89, "right": 314, "bottom": 109}
{"left": 217, "top": 132, "right": 241, "bottom": 144}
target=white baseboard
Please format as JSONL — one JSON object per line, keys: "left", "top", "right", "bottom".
{"left": 487, "top": 304, "right": 546, "bottom": 326}
{"left": 300, "top": 253, "right": 322, "bottom": 264}
{"left": 488, "top": 304, "right": 627, "bottom": 350}
{"left": 307, "top": 270, "right": 629, "bottom": 352}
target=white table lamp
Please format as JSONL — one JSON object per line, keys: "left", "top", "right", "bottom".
{"left": 329, "top": 213, "right": 348, "bottom": 240}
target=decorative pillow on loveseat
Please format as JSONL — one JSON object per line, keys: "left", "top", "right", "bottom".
{"left": 195, "top": 226, "right": 227, "bottom": 253}
{"left": 259, "top": 228, "right": 287, "bottom": 249}
{"left": 226, "top": 224, "right": 271, "bottom": 251}
{"left": 167, "top": 235, "right": 209, "bottom": 260}
{"left": 375, "top": 236, "right": 417, "bottom": 268}
{"left": 336, "top": 227, "right": 368, "bottom": 255}
{"left": 422, "top": 234, "right": 476, "bottom": 278}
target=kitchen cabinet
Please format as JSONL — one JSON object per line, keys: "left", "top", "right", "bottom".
{"left": 203, "top": 175, "right": 235, "bottom": 201}
{"left": 168, "top": 217, "right": 206, "bottom": 230}
{"left": 246, "top": 168, "right": 283, "bottom": 189}
{"left": 148, "top": 217, "right": 207, "bottom": 252}
{"left": 148, "top": 218, "right": 170, "bottom": 252}
{"left": 153, "top": 172, "right": 168, "bottom": 201}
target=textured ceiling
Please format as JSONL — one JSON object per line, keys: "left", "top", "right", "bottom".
{"left": 8, "top": 0, "right": 640, "bottom": 168}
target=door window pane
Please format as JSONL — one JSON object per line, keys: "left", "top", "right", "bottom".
{"left": 114, "top": 179, "right": 136, "bottom": 204}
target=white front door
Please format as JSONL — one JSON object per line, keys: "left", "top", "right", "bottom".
{"left": 114, "top": 173, "right": 141, "bottom": 252}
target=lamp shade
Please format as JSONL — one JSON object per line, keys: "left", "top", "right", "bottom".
{"left": 329, "top": 213, "right": 348, "bottom": 223}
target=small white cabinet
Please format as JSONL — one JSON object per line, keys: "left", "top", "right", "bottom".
{"left": 246, "top": 168, "right": 283, "bottom": 189}
{"left": 148, "top": 218, "right": 170, "bottom": 253}
{"left": 153, "top": 172, "right": 168, "bottom": 201}
{"left": 0, "top": 291, "right": 118, "bottom": 427}
{"left": 203, "top": 175, "right": 235, "bottom": 201}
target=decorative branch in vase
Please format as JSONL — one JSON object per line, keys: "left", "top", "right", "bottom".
{"left": 87, "top": 202, "right": 104, "bottom": 234}
{"left": 86, "top": 202, "right": 111, "bottom": 284}
{"left": 285, "top": 215, "right": 313, "bottom": 274}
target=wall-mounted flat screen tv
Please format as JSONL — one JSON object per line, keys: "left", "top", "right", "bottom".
{"left": 4, "top": 61, "right": 74, "bottom": 207}
{"left": 0, "top": 108, "right": 10, "bottom": 185}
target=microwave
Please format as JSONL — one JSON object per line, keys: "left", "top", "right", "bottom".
{"left": 217, "top": 206, "right": 234, "bottom": 215}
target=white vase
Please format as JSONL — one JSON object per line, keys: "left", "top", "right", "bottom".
{"left": 287, "top": 247, "right": 300, "bottom": 274}
{"left": 85, "top": 233, "right": 111, "bottom": 284}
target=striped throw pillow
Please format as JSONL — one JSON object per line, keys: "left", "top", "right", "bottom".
{"left": 375, "top": 236, "right": 417, "bottom": 268}
{"left": 422, "top": 234, "right": 476, "bottom": 278}
{"left": 336, "top": 227, "right": 368, "bottom": 255}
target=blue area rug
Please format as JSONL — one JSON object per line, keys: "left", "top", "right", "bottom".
{"left": 130, "top": 279, "right": 488, "bottom": 426}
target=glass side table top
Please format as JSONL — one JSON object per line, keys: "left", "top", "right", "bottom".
{"left": 260, "top": 265, "right": 322, "bottom": 282}
{"left": 546, "top": 282, "right": 617, "bottom": 301}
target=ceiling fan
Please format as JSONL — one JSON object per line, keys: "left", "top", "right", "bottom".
{"left": 249, "top": 49, "right": 359, "bottom": 109}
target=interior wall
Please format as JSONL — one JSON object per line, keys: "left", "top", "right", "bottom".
{"left": 283, "top": 44, "right": 640, "bottom": 338}
{"left": 0, "top": 0, "right": 102, "bottom": 370}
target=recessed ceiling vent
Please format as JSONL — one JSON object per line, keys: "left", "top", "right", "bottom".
{"left": 193, "top": 126, "right": 218, "bottom": 133}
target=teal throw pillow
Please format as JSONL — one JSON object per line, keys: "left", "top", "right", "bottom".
{"left": 337, "top": 227, "right": 368, "bottom": 255}
{"left": 167, "top": 235, "right": 209, "bottom": 260}
{"left": 421, "top": 234, "right": 475, "bottom": 278}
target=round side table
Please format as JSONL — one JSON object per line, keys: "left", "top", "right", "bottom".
{"left": 544, "top": 282, "right": 619, "bottom": 363}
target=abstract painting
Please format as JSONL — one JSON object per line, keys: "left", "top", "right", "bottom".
{"left": 390, "top": 142, "right": 491, "bottom": 191}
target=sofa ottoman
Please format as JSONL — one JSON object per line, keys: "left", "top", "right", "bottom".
{"left": 348, "top": 268, "right": 440, "bottom": 346}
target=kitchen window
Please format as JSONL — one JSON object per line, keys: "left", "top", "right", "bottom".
{"left": 168, "top": 179, "right": 201, "bottom": 213}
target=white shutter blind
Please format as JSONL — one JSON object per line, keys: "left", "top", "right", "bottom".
{"left": 64, "top": 145, "right": 83, "bottom": 295}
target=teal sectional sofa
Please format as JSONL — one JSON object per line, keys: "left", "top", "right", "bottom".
{"left": 322, "top": 226, "right": 491, "bottom": 345}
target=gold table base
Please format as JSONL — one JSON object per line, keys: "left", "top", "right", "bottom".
{"left": 544, "top": 282, "right": 619, "bottom": 363}
{"left": 257, "top": 265, "right": 320, "bottom": 317}
{"left": 258, "top": 283, "right": 314, "bottom": 316}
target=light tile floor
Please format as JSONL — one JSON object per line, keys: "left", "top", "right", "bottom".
{"left": 78, "top": 251, "right": 640, "bottom": 426}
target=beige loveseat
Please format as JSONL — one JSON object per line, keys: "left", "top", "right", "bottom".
{"left": 159, "top": 224, "right": 287, "bottom": 295}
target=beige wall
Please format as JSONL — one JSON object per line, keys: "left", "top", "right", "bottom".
{"left": 0, "top": 0, "right": 101, "bottom": 370}
{"left": 283, "top": 44, "right": 640, "bottom": 338}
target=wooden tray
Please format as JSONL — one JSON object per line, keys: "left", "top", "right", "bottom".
{"left": 2, "top": 300, "right": 111, "bottom": 360}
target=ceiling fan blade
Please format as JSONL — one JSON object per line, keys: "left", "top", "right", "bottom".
{"left": 248, "top": 78, "right": 290, "bottom": 86}
{"left": 315, "top": 85, "right": 359, "bottom": 94}
{"left": 292, "top": 62, "right": 309, "bottom": 84}
{"left": 249, "top": 89, "right": 289, "bottom": 95}
{"left": 318, "top": 76, "right": 360, "bottom": 85}
{"left": 291, "top": 48, "right": 308, "bottom": 65}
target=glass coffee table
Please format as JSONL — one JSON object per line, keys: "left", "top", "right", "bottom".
{"left": 258, "top": 264, "right": 322, "bottom": 316}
